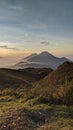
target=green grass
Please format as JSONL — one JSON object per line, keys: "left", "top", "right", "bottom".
{"left": 0, "top": 82, "right": 73, "bottom": 130}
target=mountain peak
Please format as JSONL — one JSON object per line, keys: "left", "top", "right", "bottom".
{"left": 39, "top": 51, "right": 53, "bottom": 56}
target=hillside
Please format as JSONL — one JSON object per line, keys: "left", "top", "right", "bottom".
{"left": 32, "top": 62, "right": 73, "bottom": 105}
{"left": 0, "top": 68, "right": 52, "bottom": 89}
{"left": 37, "top": 61, "right": 73, "bottom": 88}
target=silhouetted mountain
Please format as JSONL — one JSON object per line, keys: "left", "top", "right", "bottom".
{"left": 14, "top": 51, "right": 69, "bottom": 69}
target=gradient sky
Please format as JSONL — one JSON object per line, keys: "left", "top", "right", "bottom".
{"left": 0, "top": 0, "right": 73, "bottom": 63}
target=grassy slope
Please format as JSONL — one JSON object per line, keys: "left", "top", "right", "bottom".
{"left": 0, "top": 62, "right": 73, "bottom": 130}
{"left": 32, "top": 62, "right": 73, "bottom": 104}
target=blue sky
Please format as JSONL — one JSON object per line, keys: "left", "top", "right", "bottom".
{"left": 0, "top": 0, "right": 73, "bottom": 60}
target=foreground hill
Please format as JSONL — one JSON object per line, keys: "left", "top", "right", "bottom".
{"left": 0, "top": 62, "right": 73, "bottom": 130}
{"left": 14, "top": 51, "right": 69, "bottom": 69}
{"left": 32, "top": 62, "right": 73, "bottom": 105}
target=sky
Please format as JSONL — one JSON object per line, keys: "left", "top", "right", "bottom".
{"left": 0, "top": 0, "right": 73, "bottom": 67}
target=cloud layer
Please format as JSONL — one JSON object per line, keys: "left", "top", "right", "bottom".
{"left": 40, "top": 41, "right": 50, "bottom": 46}
{"left": 0, "top": 45, "right": 18, "bottom": 50}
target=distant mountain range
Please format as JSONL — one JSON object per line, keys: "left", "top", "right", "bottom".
{"left": 13, "top": 51, "right": 70, "bottom": 69}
